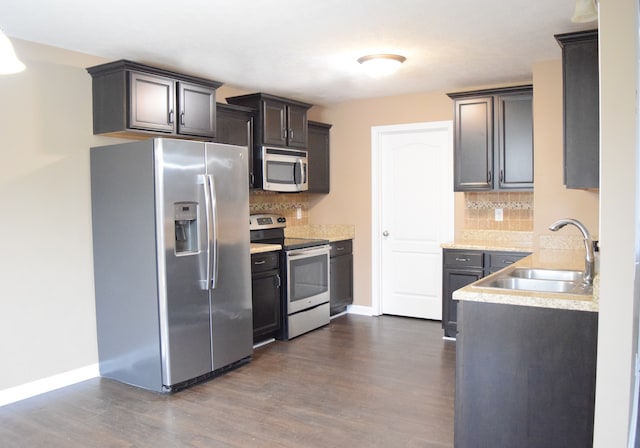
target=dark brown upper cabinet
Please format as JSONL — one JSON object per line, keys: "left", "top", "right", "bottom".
{"left": 213, "top": 103, "right": 255, "bottom": 188}
{"left": 307, "top": 121, "right": 332, "bottom": 193}
{"left": 448, "top": 86, "right": 533, "bottom": 192}
{"left": 87, "top": 60, "right": 221, "bottom": 139}
{"left": 555, "top": 30, "right": 599, "bottom": 190}
{"left": 226, "top": 93, "right": 312, "bottom": 149}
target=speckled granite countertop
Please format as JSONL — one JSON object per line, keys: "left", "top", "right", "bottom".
{"left": 453, "top": 249, "right": 599, "bottom": 312}
{"left": 250, "top": 243, "right": 281, "bottom": 254}
{"left": 285, "top": 224, "right": 355, "bottom": 243}
{"left": 441, "top": 230, "right": 534, "bottom": 252}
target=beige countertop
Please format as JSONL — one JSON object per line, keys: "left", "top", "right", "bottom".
{"left": 285, "top": 224, "right": 355, "bottom": 243}
{"left": 441, "top": 230, "right": 534, "bottom": 252}
{"left": 250, "top": 243, "right": 282, "bottom": 254}
{"left": 453, "top": 248, "right": 599, "bottom": 312}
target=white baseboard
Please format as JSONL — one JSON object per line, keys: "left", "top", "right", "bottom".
{"left": 0, "top": 363, "right": 100, "bottom": 407}
{"left": 347, "top": 304, "right": 377, "bottom": 316}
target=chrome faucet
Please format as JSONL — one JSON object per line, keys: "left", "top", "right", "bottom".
{"left": 548, "top": 218, "right": 595, "bottom": 285}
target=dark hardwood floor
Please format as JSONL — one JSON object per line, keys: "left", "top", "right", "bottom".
{"left": 0, "top": 315, "right": 455, "bottom": 447}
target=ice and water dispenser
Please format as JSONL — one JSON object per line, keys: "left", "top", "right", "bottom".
{"left": 174, "top": 202, "right": 198, "bottom": 255}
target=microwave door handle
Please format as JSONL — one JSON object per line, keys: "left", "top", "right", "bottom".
{"left": 295, "top": 159, "right": 304, "bottom": 185}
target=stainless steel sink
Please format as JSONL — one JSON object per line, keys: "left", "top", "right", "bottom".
{"left": 474, "top": 267, "right": 592, "bottom": 295}
{"left": 509, "top": 268, "right": 583, "bottom": 282}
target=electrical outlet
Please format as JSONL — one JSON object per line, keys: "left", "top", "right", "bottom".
{"left": 495, "top": 208, "right": 504, "bottom": 222}
{"left": 296, "top": 207, "right": 302, "bottom": 219}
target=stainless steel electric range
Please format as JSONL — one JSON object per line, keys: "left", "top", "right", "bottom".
{"left": 250, "top": 214, "right": 330, "bottom": 340}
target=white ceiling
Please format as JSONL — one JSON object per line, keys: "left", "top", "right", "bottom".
{"left": 1, "top": 0, "right": 595, "bottom": 105}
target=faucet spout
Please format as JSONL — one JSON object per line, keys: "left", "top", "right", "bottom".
{"left": 548, "top": 218, "right": 595, "bottom": 285}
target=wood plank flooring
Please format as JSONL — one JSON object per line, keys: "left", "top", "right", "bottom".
{"left": 0, "top": 314, "right": 456, "bottom": 447}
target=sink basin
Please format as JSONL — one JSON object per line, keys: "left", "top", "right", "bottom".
{"left": 473, "top": 267, "right": 592, "bottom": 295}
{"left": 509, "top": 268, "right": 583, "bottom": 282}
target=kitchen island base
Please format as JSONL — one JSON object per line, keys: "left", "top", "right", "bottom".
{"left": 455, "top": 300, "right": 597, "bottom": 447}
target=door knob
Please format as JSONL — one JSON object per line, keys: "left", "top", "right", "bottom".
{"left": 382, "top": 230, "right": 389, "bottom": 237}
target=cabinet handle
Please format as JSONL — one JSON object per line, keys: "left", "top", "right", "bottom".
{"left": 289, "top": 128, "right": 294, "bottom": 140}
{"left": 336, "top": 247, "right": 345, "bottom": 251}
{"left": 500, "top": 170, "right": 504, "bottom": 182}
{"left": 488, "top": 171, "right": 492, "bottom": 183}
{"left": 254, "top": 260, "right": 266, "bottom": 265}
{"left": 455, "top": 257, "right": 469, "bottom": 262}
{"left": 180, "top": 111, "right": 185, "bottom": 125}
{"left": 168, "top": 110, "right": 174, "bottom": 124}
{"left": 282, "top": 128, "right": 287, "bottom": 140}
{"left": 249, "top": 172, "right": 255, "bottom": 187}
{"left": 275, "top": 274, "right": 281, "bottom": 288}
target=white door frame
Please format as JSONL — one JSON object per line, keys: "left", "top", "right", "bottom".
{"left": 371, "top": 121, "right": 454, "bottom": 316}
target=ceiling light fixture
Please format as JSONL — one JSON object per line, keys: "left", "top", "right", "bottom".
{"left": 0, "top": 28, "right": 25, "bottom": 74}
{"left": 571, "top": 0, "right": 598, "bottom": 23}
{"left": 357, "top": 54, "right": 406, "bottom": 78}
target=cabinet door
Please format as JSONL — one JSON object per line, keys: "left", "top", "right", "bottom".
{"left": 442, "top": 267, "right": 483, "bottom": 338}
{"left": 307, "top": 122, "right": 331, "bottom": 193}
{"left": 215, "top": 105, "right": 254, "bottom": 187}
{"left": 251, "top": 270, "right": 281, "bottom": 342}
{"left": 286, "top": 104, "right": 309, "bottom": 148}
{"left": 178, "top": 82, "right": 216, "bottom": 137}
{"left": 560, "top": 32, "right": 599, "bottom": 189}
{"left": 454, "top": 97, "right": 493, "bottom": 191}
{"left": 330, "top": 253, "right": 353, "bottom": 316}
{"left": 129, "top": 72, "right": 175, "bottom": 133}
{"left": 262, "top": 99, "right": 287, "bottom": 146}
{"left": 496, "top": 93, "right": 533, "bottom": 190}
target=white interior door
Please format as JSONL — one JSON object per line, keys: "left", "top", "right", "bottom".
{"left": 372, "top": 122, "right": 453, "bottom": 319}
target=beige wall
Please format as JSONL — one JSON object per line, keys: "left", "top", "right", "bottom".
{"left": 0, "top": 40, "right": 110, "bottom": 389}
{"left": 306, "top": 92, "right": 453, "bottom": 307}
{"left": 532, "top": 60, "right": 599, "bottom": 240}
{"left": 309, "top": 63, "right": 600, "bottom": 309}
{"left": 594, "top": 0, "right": 639, "bottom": 444}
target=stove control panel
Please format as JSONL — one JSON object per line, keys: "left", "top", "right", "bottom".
{"left": 250, "top": 213, "right": 286, "bottom": 230}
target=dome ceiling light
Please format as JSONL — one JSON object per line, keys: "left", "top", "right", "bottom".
{"left": 571, "top": 0, "right": 598, "bottom": 23}
{"left": 0, "top": 29, "right": 25, "bottom": 74}
{"left": 357, "top": 54, "right": 406, "bottom": 78}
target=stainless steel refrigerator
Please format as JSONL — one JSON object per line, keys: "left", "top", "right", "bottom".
{"left": 90, "top": 138, "right": 252, "bottom": 392}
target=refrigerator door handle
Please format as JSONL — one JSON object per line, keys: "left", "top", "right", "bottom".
{"left": 201, "top": 175, "right": 212, "bottom": 291}
{"left": 206, "top": 174, "right": 219, "bottom": 290}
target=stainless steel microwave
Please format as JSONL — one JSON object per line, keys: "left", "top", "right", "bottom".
{"left": 261, "top": 146, "right": 308, "bottom": 192}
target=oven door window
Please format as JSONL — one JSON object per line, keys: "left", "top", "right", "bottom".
{"left": 289, "top": 253, "right": 329, "bottom": 302}
{"left": 266, "top": 161, "right": 295, "bottom": 184}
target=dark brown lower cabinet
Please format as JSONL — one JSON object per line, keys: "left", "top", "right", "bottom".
{"left": 442, "top": 248, "right": 528, "bottom": 338}
{"left": 455, "top": 300, "right": 597, "bottom": 448}
{"left": 330, "top": 240, "right": 353, "bottom": 316}
{"left": 251, "top": 251, "right": 281, "bottom": 343}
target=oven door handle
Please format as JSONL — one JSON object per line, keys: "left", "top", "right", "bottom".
{"left": 287, "top": 245, "right": 330, "bottom": 259}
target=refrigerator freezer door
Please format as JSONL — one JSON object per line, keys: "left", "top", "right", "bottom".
{"left": 205, "top": 143, "right": 253, "bottom": 370}
{"left": 156, "top": 139, "right": 213, "bottom": 386}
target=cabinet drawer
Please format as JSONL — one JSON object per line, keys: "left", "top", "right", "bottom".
{"left": 443, "top": 250, "right": 483, "bottom": 268}
{"left": 485, "top": 251, "right": 528, "bottom": 271}
{"left": 251, "top": 251, "right": 279, "bottom": 273}
{"left": 330, "top": 239, "right": 352, "bottom": 257}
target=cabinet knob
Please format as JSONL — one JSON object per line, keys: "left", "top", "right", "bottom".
{"left": 382, "top": 230, "right": 390, "bottom": 237}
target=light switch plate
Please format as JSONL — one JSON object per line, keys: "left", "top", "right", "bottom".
{"left": 495, "top": 208, "right": 504, "bottom": 221}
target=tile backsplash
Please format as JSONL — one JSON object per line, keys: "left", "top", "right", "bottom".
{"left": 249, "top": 190, "right": 310, "bottom": 225}
{"left": 464, "top": 192, "right": 533, "bottom": 231}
